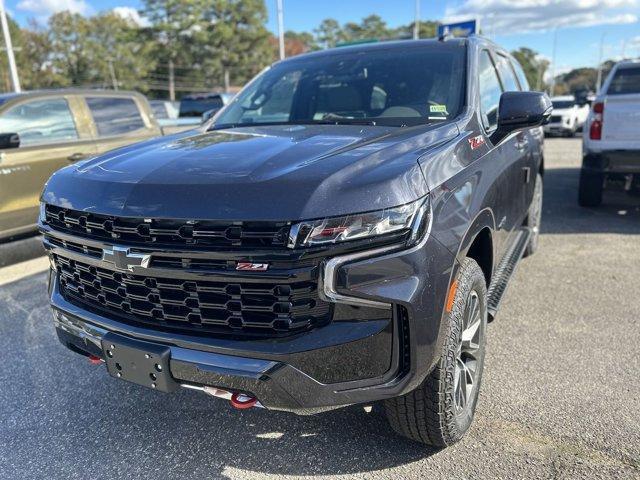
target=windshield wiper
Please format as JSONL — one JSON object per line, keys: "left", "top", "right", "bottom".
{"left": 210, "top": 118, "right": 380, "bottom": 131}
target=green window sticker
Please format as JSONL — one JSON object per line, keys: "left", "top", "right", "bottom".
{"left": 429, "top": 104, "right": 449, "bottom": 114}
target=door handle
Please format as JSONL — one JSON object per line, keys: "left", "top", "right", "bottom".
{"left": 67, "top": 152, "right": 88, "bottom": 162}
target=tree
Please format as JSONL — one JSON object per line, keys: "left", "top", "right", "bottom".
{"left": 284, "top": 30, "right": 317, "bottom": 55}
{"left": 199, "top": 0, "right": 273, "bottom": 91}
{"left": 342, "top": 14, "right": 389, "bottom": 41}
{"left": 85, "top": 13, "right": 157, "bottom": 91}
{"left": 511, "top": 47, "right": 548, "bottom": 91}
{"left": 392, "top": 20, "right": 439, "bottom": 39}
{"left": 141, "top": 0, "right": 207, "bottom": 99}
{"left": 48, "top": 12, "right": 92, "bottom": 87}
{"left": 314, "top": 18, "right": 341, "bottom": 49}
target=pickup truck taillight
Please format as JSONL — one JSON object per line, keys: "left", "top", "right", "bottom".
{"left": 589, "top": 102, "right": 604, "bottom": 140}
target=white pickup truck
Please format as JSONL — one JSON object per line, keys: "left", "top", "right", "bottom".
{"left": 544, "top": 95, "right": 590, "bottom": 136}
{"left": 580, "top": 60, "right": 640, "bottom": 206}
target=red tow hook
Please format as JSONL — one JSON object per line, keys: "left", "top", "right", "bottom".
{"left": 88, "top": 355, "right": 103, "bottom": 365}
{"left": 230, "top": 392, "right": 258, "bottom": 410}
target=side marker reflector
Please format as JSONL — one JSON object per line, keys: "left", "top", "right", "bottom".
{"left": 446, "top": 280, "right": 458, "bottom": 313}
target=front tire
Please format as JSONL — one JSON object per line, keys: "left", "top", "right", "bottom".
{"left": 578, "top": 169, "right": 603, "bottom": 207}
{"left": 384, "top": 258, "right": 488, "bottom": 446}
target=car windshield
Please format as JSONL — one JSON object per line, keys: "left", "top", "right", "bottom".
{"left": 607, "top": 66, "right": 640, "bottom": 95}
{"left": 213, "top": 44, "right": 466, "bottom": 129}
{"left": 552, "top": 100, "right": 575, "bottom": 109}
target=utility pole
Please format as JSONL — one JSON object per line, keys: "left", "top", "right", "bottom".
{"left": 0, "top": 0, "right": 20, "bottom": 93}
{"left": 413, "top": 0, "right": 420, "bottom": 40}
{"left": 550, "top": 27, "right": 558, "bottom": 96}
{"left": 596, "top": 32, "right": 606, "bottom": 93}
{"left": 277, "top": 0, "right": 285, "bottom": 60}
{"left": 168, "top": 59, "right": 175, "bottom": 101}
{"left": 107, "top": 59, "right": 118, "bottom": 90}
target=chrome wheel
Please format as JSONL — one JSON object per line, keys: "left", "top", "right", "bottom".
{"left": 454, "top": 290, "right": 483, "bottom": 414}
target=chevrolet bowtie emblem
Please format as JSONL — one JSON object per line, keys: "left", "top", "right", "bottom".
{"left": 102, "top": 246, "right": 151, "bottom": 271}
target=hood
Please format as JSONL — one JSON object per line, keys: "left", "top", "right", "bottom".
{"left": 43, "top": 123, "right": 458, "bottom": 221}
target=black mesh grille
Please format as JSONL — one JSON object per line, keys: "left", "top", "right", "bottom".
{"left": 55, "top": 256, "right": 331, "bottom": 336}
{"left": 44, "top": 204, "right": 290, "bottom": 249}
{"left": 550, "top": 115, "right": 562, "bottom": 123}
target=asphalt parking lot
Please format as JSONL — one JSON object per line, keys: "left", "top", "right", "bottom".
{"left": 0, "top": 138, "right": 638, "bottom": 479}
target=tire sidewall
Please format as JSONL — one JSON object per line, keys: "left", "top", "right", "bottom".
{"left": 442, "top": 259, "right": 488, "bottom": 442}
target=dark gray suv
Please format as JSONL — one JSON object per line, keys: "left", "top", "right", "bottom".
{"left": 40, "top": 36, "right": 550, "bottom": 446}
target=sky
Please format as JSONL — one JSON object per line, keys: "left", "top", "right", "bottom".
{"left": 3, "top": 0, "right": 640, "bottom": 74}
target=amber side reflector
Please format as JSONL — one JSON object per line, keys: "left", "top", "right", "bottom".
{"left": 446, "top": 280, "right": 458, "bottom": 313}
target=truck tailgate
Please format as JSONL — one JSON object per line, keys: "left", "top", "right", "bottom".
{"left": 602, "top": 94, "right": 640, "bottom": 142}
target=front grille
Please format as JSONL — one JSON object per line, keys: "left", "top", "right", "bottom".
{"left": 44, "top": 204, "right": 290, "bottom": 250}
{"left": 54, "top": 255, "right": 331, "bottom": 336}
{"left": 550, "top": 115, "right": 563, "bottom": 123}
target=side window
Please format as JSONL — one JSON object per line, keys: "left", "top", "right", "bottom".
{"left": 86, "top": 97, "right": 146, "bottom": 137}
{"left": 478, "top": 50, "right": 504, "bottom": 132}
{"left": 496, "top": 54, "right": 521, "bottom": 92}
{"left": 0, "top": 98, "right": 78, "bottom": 147}
{"left": 511, "top": 60, "right": 530, "bottom": 91}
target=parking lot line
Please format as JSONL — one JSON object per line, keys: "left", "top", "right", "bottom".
{"left": 0, "top": 256, "right": 49, "bottom": 287}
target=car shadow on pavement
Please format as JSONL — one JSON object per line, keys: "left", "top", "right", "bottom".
{"left": 46, "top": 372, "right": 438, "bottom": 477}
{"left": 541, "top": 167, "right": 640, "bottom": 235}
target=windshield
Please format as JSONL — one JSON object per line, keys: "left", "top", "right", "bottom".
{"left": 214, "top": 44, "right": 466, "bottom": 128}
{"left": 552, "top": 100, "right": 575, "bottom": 109}
{"left": 607, "top": 67, "right": 640, "bottom": 95}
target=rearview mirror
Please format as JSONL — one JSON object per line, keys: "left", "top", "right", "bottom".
{"left": 0, "top": 133, "right": 20, "bottom": 150}
{"left": 491, "top": 92, "right": 552, "bottom": 144}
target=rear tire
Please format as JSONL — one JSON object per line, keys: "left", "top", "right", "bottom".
{"left": 523, "top": 173, "right": 543, "bottom": 258}
{"left": 384, "top": 258, "right": 488, "bottom": 446}
{"left": 578, "top": 169, "right": 603, "bottom": 207}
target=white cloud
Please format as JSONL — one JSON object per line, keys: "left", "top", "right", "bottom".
{"left": 112, "top": 6, "right": 149, "bottom": 27}
{"left": 445, "top": 0, "right": 639, "bottom": 35}
{"left": 16, "top": 0, "right": 91, "bottom": 17}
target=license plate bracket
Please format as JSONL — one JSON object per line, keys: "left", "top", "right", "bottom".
{"left": 101, "top": 332, "right": 178, "bottom": 393}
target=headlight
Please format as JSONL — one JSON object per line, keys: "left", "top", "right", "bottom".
{"left": 288, "top": 196, "right": 430, "bottom": 248}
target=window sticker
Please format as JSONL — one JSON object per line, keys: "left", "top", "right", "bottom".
{"left": 429, "top": 104, "right": 449, "bottom": 115}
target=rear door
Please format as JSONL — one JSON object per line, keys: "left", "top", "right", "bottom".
{"left": 81, "top": 95, "right": 160, "bottom": 154}
{"left": 0, "top": 95, "right": 96, "bottom": 238}
{"left": 601, "top": 65, "right": 640, "bottom": 148}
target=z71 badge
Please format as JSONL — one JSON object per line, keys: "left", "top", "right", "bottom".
{"left": 468, "top": 135, "right": 485, "bottom": 150}
{"left": 236, "top": 262, "right": 269, "bottom": 271}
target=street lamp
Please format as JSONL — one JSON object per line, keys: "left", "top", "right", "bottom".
{"left": 0, "top": 0, "right": 21, "bottom": 93}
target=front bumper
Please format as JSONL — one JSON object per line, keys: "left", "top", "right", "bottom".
{"left": 47, "top": 233, "right": 455, "bottom": 413}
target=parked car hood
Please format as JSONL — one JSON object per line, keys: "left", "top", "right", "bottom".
{"left": 43, "top": 123, "right": 458, "bottom": 221}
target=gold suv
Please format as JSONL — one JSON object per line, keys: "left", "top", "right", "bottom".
{"left": 0, "top": 90, "right": 161, "bottom": 240}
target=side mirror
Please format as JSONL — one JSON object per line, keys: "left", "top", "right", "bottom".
{"left": 201, "top": 108, "right": 221, "bottom": 123}
{"left": 0, "top": 133, "right": 20, "bottom": 150}
{"left": 491, "top": 92, "right": 552, "bottom": 144}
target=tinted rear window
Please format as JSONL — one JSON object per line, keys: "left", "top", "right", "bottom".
{"left": 86, "top": 97, "right": 145, "bottom": 136}
{"left": 179, "top": 96, "right": 224, "bottom": 117}
{"left": 607, "top": 67, "right": 640, "bottom": 95}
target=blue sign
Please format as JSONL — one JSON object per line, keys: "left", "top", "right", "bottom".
{"left": 437, "top": 19, "right": 478, "bottom": 38}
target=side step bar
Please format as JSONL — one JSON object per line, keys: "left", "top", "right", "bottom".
{"left": 487, "top": 227, "right": 532, "bottom": 320}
